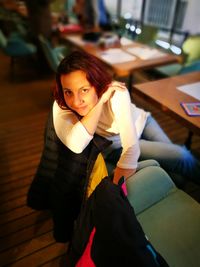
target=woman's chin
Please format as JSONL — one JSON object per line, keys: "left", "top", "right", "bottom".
{"left": 79, "top": 111, "right": 88, "bottom": 116}
{"left": 75, "top": 108, "right": 88, "bottom": 116}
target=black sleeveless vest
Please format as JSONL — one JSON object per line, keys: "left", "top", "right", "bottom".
{"left": 27, "top": 108, "right": 111, "bottom": 242}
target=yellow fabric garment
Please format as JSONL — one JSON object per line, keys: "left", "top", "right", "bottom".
{"left": 87, "top": 153, "right": 108, "bottom": 198}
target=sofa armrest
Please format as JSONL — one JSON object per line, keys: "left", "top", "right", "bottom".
{"left": 126, "top": 166, "right": 176, "bottom": 215}
{"left": 136, "top": 159, "right": 160, "bottom": 170}
{"left": 106, "top": 159, "right": 160, "bottom": 176}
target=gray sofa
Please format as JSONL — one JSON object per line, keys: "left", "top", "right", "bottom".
{"left": 121, "top": 161, "right": 200, "bottom": 267}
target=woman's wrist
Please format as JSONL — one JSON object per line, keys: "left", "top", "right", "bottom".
{"left": 113, "top": 167, "right": 136, "bottom": 184}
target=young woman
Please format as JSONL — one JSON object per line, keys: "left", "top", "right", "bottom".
{"left": 28, "top": 50, "right": 199, "bottom": 243}
{"left": 53, "top": 50, "right": 200, "bottom": 187}
{"left": 53, "top": 54, "right": 140, "bottom": 185}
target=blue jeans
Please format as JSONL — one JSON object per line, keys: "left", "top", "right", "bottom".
{"left": 139, "top": 116, "right": 200, "bottom": 186}
{"left": 105, "top": 116, "right": 200, "bottom": 187}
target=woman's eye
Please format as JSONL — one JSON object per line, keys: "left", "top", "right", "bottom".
{"left": 82, "top": 88, "right": 89, "bottom": 93}
{"left": 64, "top": 90, "right": 72, "bottom": 96}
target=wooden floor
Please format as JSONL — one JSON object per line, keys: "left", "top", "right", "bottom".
{"left": 0, "top": 52, "right": 199, "bottom": 267}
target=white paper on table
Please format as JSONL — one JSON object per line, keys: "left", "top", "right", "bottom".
{"left": 120, "top": 37, "right": 135, "bottom": 46}
{"left": 177, "top": 82, "right": 200, "bottom": 101}
{"left": 99, "top": 48, "right": 136, "bottom": 64}
{"left": 125, "top": 46, "right": 165, "bottom": 60}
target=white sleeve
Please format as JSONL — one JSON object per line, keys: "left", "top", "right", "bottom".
{"left": 53, "top": 101, "right": 93, "bottom": 153}
{"left": 110, "top": 89, "right": 140, "bottom": 169}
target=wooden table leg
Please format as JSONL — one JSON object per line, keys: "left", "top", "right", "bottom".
{"left": 185, "top": 130, "right": 193, "bottom": 149}
{"left": 128, "top": 72, "right": 133, "bottom": 93}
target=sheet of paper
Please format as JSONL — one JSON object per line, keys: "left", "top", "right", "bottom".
{"left": 120, "top": 37, "right": 135, "bottom": 46}
{"left": 99, "top": 48, "right": 136, "bottom": 64}
{"left": 125, "top": 46, "right": 165, "bottom": 60}
{"left": 177, "top": 82, "right": 200, "bottom": 101}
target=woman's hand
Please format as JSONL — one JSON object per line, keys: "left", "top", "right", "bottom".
{"left": 80, "top": 81, "right": 125, "bottom": 136}
{"left": 113, "top": 166, "right": 136, "bottom": 185}
{"left": 100, "top": 81, "right": 127, "bottom": 104}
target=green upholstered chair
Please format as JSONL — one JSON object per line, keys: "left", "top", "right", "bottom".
{"left": 0, "top": 5, "right": 30, "bottom": 38}
{"left": 107, "top": 159, "right": 200, "bottom": 267}
{"left": 0, "top": 29, "right": 7, "bottom": 48}
{"left": 0, "top": 29, "right": 35, "bottom": 55}
{"left": 154, "top": 63, "right": 183, "bottom": 77}
{"left": 126, "top": 165, "right": 200, "bottom": 267}
{"left": 155, "top": 35, "right": 200, "bottom": 77}
{"left": 38, "top": 35, "right": 70, "bottom": 73}
{"left": 0, "top": 29, "right": 37, "bottom": 78}
{"left": 179, "top": 60, "right": 200, "bottom": 74}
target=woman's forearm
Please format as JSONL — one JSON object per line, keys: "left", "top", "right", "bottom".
{"left": 80, "top": 98, "right": 104, "bottom": 135}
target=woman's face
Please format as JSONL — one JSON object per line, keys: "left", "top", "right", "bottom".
{"left": 61, "top": 70, "right": 98, "bottom": 116}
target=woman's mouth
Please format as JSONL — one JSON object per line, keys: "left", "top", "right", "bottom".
{"left": 74, "top": 106, "right": 88, "bottom": 114}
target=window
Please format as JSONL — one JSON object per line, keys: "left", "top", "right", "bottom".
{"left": 144, "top": 0, "right": 177, "bottom": 29}
{"left": 143, "top": 0, "right": 187, "bottom": 30}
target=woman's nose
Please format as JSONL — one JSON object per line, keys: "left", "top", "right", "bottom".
{"left": 73, "top": 95, "right": 83, "bottom": 106}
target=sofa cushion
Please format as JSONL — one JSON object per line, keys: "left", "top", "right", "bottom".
{"left": 137, "top": 190, "right": 200, "bottom": 267}
{"left": 127, "top": 166, "right": 176, "bottom": 215}
{"left": 106, "top": 159, "right": 159, "bottom": 177}
{"left": 180, "top": 60, "right": 200, "bottom": 74}
{"left": 155, "top": 63, "right": 182, "bottom": 77}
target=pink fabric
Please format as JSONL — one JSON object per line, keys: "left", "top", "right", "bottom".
{"left": 76, "top": 227, "right": 96, "bottom": 267}
{"left": 121, "top": 181, "right": 128, "bottom": 196}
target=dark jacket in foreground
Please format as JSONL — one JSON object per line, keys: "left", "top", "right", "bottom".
{"left": 66, "top": 177, "right": 169, "bottom": 267}
{"left": 27, "top": 108, "right": 111, "bottom": 243}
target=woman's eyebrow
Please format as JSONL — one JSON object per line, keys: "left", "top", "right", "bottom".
{"left": 79, "top": 84, "right": 91, "bottom": 90}
{"left": 63, "top": 84, "right": 91, "bottom": 91}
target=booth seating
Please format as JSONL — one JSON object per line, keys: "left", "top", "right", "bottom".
{"left": 107, "top": 161, "right": 200, "bottom": 267}
{"left": 155, "top": 34, "right": 200, "bottom": 77}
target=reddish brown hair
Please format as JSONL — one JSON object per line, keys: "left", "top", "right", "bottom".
{"left": 54, "top": 50, "right": 113, "bottom": 109}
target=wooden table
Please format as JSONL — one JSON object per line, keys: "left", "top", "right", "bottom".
{"left": 133, "top": 71, "right": 200, "bottom": 146}
{"left": 61, "top": 33, "right": 180, "bottom": 89}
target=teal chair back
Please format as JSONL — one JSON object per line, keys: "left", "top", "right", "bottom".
{"left": 0, "top": 29, "right": 8, "bottom": 49}
{"left": 5, "top": 37, "right": 36, "bottom": 56}
{"left": 0, "top": 29, "right": 37, "bottom": 79}
{"left": 38, "top": 35, "right": 61, "bottom": 72}
{"left": 180, "top": 60, "right": 200, "bottom": 74}
{"left": 0, "top": 29, "right": 36, "bottom": 56}
{"left": 38, "top": 35, "right": 70, "bottom": 72}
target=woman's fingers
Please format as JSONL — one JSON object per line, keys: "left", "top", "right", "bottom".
{"left": 109, "top": 81, "right": 127, "bottom": 90}
{"left": 101, "top": 81, "right": 127, "bottom": 103}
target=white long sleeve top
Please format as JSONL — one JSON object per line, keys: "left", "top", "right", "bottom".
{"left": 53, "top": 89, "right": 149, "bottom": 169}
